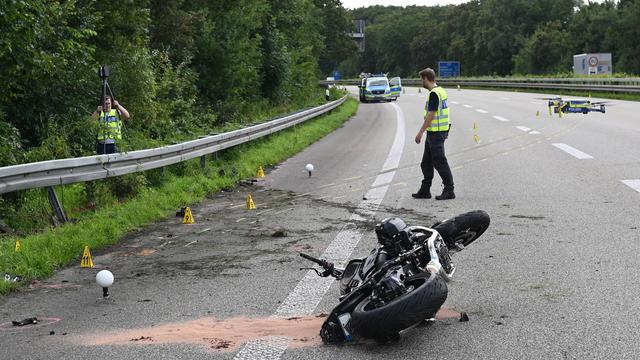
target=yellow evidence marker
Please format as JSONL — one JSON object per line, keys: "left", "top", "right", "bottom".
{"left": 182, "top": 207, "right": 195, "bottom": 224}
{"left": 15, "top": 240, "right": 21, "bottom": 252}
{"left": 474, "top": 134, "right": 480, "bottom": 143}
{"left": 81, "top": 246, "right": 94, "bottom": 268}
{"left": 257, "top": 166, "right": 265, "bottom": 178}
{"left": 246, "top": 194, "right": 257, "bottom": 210}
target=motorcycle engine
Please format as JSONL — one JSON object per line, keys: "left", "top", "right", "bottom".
{"left": 375, "top": 265, "right": 408, "bottom": 304}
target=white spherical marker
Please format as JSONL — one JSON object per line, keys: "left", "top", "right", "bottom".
{"left": 305, "top": 163, "right": 314, "bottom": 177}
{"left": 96, "top": 270, "right": 114, "bottom": 298}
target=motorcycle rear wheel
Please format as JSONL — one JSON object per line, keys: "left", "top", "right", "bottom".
{"left": 431, "top": 210, "right": 490, "bottom": 250}
{"left": 350, "top": 272, "right": 448, "bottom": 340}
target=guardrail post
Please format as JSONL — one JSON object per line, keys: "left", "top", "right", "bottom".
{"left": 46, "top": 186, "right": 68, "bottom": 225}
{"left": 200, "top": 155, "right": 206, "bottom": 169}
{"left": 211, "top": 151, "right": 218, "bottom": 161}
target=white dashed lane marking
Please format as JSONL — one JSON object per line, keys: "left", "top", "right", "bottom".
{"left": 622, "top": 180, "right": 640, "bottom": 193}
{"left": 234, "top": 102, "right": 407, "bottom": 360}
{"left": 552, "top": 143, "right": 594, "bottom": 159}
{"left": 529, "top": 131, "right": 541, "bottom": 135}
{"left": 516, "top": 126, "right": 532, "bottom": 132}
{"left": 493, "top": 115, "right": 510, "bottom": 122}
{"left": 463, "top": 104, "right": 473, "bottom": 108}
{"left": 476, "top": 109, "right": 488, "bottom": 113}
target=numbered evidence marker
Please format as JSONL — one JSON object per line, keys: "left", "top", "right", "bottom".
{"left": 182, "top": 207, "right": 195, "bottom": 224}
{"left": 246, "top": 194, "right": 256, "bottom": 210}
{"left": 81, "top": 246, "right": 94, "bottom": 268}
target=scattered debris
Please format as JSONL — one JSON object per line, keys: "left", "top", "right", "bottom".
{"left": 176, "top": 207, "right": 187, "bottom": 217}
{"left": 50, "top": 330, "right": 55, "bottom": 335}
{"left": 271, "top": 228, "right": 287, "bottom": 237}
{"left": 4, "top": 273, "right": 23, "bottom": 283}
{"left": 12, "top": 317, "right": 38, "bottom": 327}
{"left": 459, "top": 312, "right": 469, "bottom": 322}
{"left": 130, "top": 336, "right": 153, "bottom": 342}
{"left": 137, "top": 299, "right": 152, "bottom": 303}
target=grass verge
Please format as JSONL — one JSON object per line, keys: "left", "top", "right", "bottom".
{"left": 0, "top": 97, "right": 358, "bottom": 296}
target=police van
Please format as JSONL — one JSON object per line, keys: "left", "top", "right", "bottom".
{"left": 358, "top": 73, "right": 402, "bottom": 103}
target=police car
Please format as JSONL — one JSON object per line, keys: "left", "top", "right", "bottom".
{"left": 359, "top": 73, "right": 402, "bottom": 103}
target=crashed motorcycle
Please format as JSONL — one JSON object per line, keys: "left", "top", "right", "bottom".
{"left": 300, "top": 210, "right": 490, "bottom": 343}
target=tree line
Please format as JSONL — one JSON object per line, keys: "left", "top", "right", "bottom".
{"left": 339, "top": 0, "right": 640, "bottom": 78}
{"left": 0, "top": 0, "right": 354, "bottom": 167}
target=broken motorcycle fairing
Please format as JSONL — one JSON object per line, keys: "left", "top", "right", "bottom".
{"left": 300, "top": 210, "right": 490, "bottom": 343}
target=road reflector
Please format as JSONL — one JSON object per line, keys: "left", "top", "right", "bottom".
{"left": 257, "top": 166, "right": 265, "bottom": 178}
{"left": 474, "top": 135, "right": 479, "bottom": 143}
{"left": 473, "top": 122, "right": 477, "bottom": 130}
{"left": 182, "top": 207, "right": 195, "bottom": 224}
{"left": 536, "top": 110, "right": 540, "bottom": 117}
{"left": 457, "top": 85, "right": 461, "bottom": 91}
{"left": 81, "top": 246, "right": 94, "bottom": 268}
{"left": 15, "top": 240, "right": 21, "bottom": 252}
{"left": 246, "top": 194, "right": 256, "bottom": 210}
{"left": 418, "top": 87, "right": 421, "bottom": 93}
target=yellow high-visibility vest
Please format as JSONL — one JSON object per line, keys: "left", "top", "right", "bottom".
{"left": 96, "top": 109, "right": 122, "bottom": 141}
{"left": 423, "top": 86, "right": 450, "bottom": 132}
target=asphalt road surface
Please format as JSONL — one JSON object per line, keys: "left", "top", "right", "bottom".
{"left": 1, "top": 87, "right": 639, "bottom": 359}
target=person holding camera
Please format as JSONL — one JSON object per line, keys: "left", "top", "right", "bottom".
{"left": 91, "top": 95, "right": 129, "bottom": 155}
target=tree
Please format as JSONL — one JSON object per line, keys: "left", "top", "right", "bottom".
{"left": 514, "top": 21, "right": 572, "bottom": 74}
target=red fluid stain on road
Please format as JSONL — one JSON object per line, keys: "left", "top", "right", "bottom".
{"left": 78, "top": 316, "right": 323, "bottom": 351}
{"left": 76, "top": 308, "right": 463, "bottom": 351}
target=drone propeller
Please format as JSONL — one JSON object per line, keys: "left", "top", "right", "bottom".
{"left": 536, "top": 97, "right": 562, "bottom": 100}
{"left": 590, "top": 101, "right": 610, "bottom": 105}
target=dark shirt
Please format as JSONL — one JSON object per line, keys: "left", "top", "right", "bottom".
{"left": 427, "top": 91, "right": 439, "bottom": 112}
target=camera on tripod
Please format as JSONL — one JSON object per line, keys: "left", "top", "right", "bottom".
{"left": 98, "top": 65, "right": 110, "bottom": 80}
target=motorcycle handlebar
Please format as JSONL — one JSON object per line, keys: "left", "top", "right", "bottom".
{"left": 299, "top": 253, "right": 333, "bottom": 269}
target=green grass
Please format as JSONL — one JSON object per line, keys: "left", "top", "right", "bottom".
{"left": 0, "top": 97, "right": 358, "bottom": 296}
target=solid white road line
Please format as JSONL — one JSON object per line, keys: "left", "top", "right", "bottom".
{"left": 622, "top": 180, "right": 640, "bottom": 193}
{"left": 516, "top": 126, "right": 532, "bottom": 132}
{"left": 552, "top": 143, "right": 594, "bottom": 159}
{"left": 493, "top": 115, "right": 510, "bottom": 122}
{"left": 476, "top": 109, "right": 488, "bottom": 113}
{"left": 234, "top": 103, "right": 406, "bottom": 360}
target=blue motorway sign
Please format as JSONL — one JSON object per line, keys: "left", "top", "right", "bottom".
{"left": 438, "top": 61, "right": 460, "bottom": 78}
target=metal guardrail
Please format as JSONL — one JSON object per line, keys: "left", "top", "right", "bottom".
{"left": 0, "top": 96, "right": 347, "bottom": 195}
{"left": 323, "top": 78, "right": 640, "bottom": 93}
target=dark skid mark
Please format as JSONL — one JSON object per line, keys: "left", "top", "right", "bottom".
{"left": 510, "top": 215, "right": 546, "bottom": 220}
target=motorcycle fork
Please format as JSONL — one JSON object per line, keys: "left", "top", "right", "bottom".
{"left": 323, "top": 289, "right": 369, "bottom": 342}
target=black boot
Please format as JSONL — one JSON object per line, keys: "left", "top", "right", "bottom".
{"left": 412, "top": 183, "right": 431, "bottom": 199}
{"left": 435, "top": 187, "right": 455, "bottom": 200}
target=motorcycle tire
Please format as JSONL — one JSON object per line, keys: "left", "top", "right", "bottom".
{"left": 350, "top": 272, "right": 448, "bottom": 340}
{"left": 431, "top": 210, "right": 490, "bottom": 250}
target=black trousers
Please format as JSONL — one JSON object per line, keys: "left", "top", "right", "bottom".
{"left": 96, "top": 142, "right": 118, "bottom": 155}
{"left": 420, "top": 131, "right": 454, "bottom": 189}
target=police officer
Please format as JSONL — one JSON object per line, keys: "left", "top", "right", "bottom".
{"left": 91, "top": 95, "right": 129, "bottom": 154}
{"left": 412, "top": 68, "right": 455, "bottom": 200}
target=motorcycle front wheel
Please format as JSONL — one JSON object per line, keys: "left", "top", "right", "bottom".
{"left": 350, "top": 272, "right": 448, "bottom": 340}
